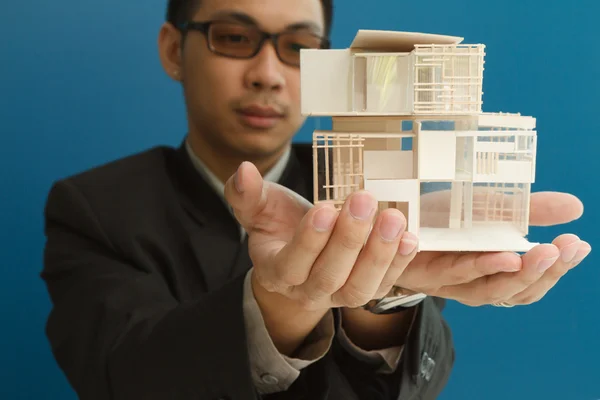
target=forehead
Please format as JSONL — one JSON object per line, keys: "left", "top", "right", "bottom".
{"left": 193, "top": 0, "right": 325, "bottom": 34}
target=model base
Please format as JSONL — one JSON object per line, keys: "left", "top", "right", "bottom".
{"left": 418, "top": 225, "right": 538, "bottom": 252}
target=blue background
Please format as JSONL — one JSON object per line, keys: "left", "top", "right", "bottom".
{"left": 2, "top": 0, "right": 598, "bottom": 399}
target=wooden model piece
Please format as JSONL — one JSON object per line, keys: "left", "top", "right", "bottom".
{"left": 300, "top": 30, "right": 538, "bottom": 252}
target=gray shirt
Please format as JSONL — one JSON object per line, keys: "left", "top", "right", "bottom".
{"left": 185, "top": 140, "right": 406, "bottom": 394}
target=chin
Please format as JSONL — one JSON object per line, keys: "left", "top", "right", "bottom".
{"left": 229, "top": 131, "right": 289, "bottom": 157}
{"left": 235, "top": 139, "right": 284, "bottom": 157}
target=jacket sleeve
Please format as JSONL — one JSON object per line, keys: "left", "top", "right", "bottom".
{"left": 41, "top": 179, "right": 264, "bottom": 400}
{"left": 41, "top": 178, "right": 455, "bottom": 400}
{"left": 331, "top": 297, "right": 456, "bottom": 400}
{"left": 242, "top": 267, "right": 336, "bottom": 395}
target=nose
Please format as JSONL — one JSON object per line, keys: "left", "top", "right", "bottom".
{"left": 243, "top": 41, "right": 286, "bottom": 92}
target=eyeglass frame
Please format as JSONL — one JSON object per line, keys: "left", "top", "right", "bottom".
{"left": 177, "top": 20, "right": 331, "bottom": 67}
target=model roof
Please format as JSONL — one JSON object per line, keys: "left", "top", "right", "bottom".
{"left": 349, "top": 29, "right": 464, "bottom": 52}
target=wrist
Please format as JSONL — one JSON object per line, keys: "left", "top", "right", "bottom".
{"left": 251, "top": 270, "right": 329, "bottom": 356}
{"left": 341, "top": 305, "right": 417, "bottom": 350}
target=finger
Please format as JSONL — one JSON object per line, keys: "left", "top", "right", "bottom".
{"left": 224, "top": 162, "right": 266, "bottom": 230}
{"left": 256, "top": 203, "right": 340, "bottom": 295}
{"left": 529, "top": 191, "right": 584, "bottom": 226}
{"left": 332, "top": 208, "right": 407, "bottom": 307}
{"left": 570, "top": 242, "right": 592, "bottom": 267}
{"left": 224, "top": 161, "right": 312, "bottom": 236}
{"left": 509, "top": 235, "right": 592, "bottom": 305}
{"left": 420, "top": 190, "right": 585, "bottom": 228}
{"left": 398, "top": 250, "right": 522, "bottom": 293}
{"left": 435, "top": 244, "right": 560, "bottom": 306}
{"left": 298, "top": 191, "right": 378, "bottom": 305}
{"left": 373, "top": 230, "right": 419, "bottom": 299}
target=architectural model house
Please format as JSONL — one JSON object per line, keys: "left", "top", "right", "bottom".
{"left": 300, "top": 30, "right": 538, "bottom": 252}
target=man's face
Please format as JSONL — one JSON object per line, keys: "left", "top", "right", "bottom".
{"left": 179, "top": 0, "right": 325, "bottom": 159}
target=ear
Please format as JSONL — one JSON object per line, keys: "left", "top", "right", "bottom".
{"left": 158, "top": 22, "right": 183, "bottom": 82}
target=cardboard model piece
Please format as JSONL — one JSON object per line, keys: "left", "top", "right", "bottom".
{"left": 301, "top": 29, "right": 538, "bottom": 252}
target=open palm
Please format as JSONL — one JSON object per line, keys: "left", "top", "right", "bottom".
{"left": 225, "top": 162, "right": 591, "bottom": 308}
{"left": 399, "top": 190, "right": 590, "bottom": 306}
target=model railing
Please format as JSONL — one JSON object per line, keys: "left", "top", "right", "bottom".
{"left": 413, "top": 44, "right": 485, "bottom": 114}
{"left": 313, "top": 132, "right": 365, "bottom": 206}
{"left": 473, "top": 126, "right": 536, "bottom": 182}
{"left": 471, "top": 182, "right": 529, "bottom": 233}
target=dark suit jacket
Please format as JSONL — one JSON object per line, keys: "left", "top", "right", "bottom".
{"left": 41, "top": 140, "right": 455, "bottom": 400}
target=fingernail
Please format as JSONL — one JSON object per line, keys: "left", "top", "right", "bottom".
{"left": 560, "top": 241, "right": 580, "bottom": 263}
{"left": 313, "top": 206, "right": 338, "bottom": 232}
{"left": 537, "top": 256, "right": 558, "bottom": 273}
{"left": 349, "top": 192, "right": 377, "bottom": 220}
{"left": 501, "top": 262, "right": 522, "bottom": 272}
{"left": 398, "top": 232, "right": 418, "bottom": 256}
{"left": 379, "top": 213, "right": 405, "bottom": 241}
{"left": 572, "top": 246, "right": 591, "bottom": 264}
{"left": 234, "top": 164, "right": 244, "bottom": 193}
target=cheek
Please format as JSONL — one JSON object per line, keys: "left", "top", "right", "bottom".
{"left": 188, "top": 58, "right": 243, "bottom": 106}
{"left": 286, "top": 72, "right": 304, "bottom": 128}
{"left": 286, "top": 72, "right": 301, "bottom": 105}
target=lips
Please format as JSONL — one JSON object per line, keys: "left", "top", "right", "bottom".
{"left": 238, "top": 105, "right": 284, "bottom": 118}
{"left": 236, "top": 105, "right": 284, "bottom": 129}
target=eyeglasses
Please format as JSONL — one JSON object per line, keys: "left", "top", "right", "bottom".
{"left": 179, "top": 20, "right": 330, "bottom": 67}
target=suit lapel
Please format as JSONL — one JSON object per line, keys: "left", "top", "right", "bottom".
{"left": 167, "top": 141, "right": 244, "bottom": 291}
{"left": 229, "top": 235, "right": 253, "bottom": 281}
{"left": 167, "top": 140, "right": 315, "bottom": 292}
{"left": 188, "top": 231, "right": 243, "bottom": 291}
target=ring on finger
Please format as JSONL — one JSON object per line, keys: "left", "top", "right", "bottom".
{"left": 492, "top": 301, "right": 515, "bottom": 308}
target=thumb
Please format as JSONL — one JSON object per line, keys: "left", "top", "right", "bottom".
{"left": 529, "top": 191, "right": 584, "bottom": 226}
{"left": 224, "top": 161, "right": 267, "bottom": 231}
{"left": 224, "top": 161, "right": 316, "bottom": 235}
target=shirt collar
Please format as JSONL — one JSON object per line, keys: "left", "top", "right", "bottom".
{"left": 184, "top": 138, "right": 291, "bottom": 206}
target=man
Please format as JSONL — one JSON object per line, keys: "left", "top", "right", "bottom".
{"left": 41, "top": 0, "right": 591, "bottom": 399}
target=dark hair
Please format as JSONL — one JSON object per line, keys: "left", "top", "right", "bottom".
{"left": 166, "top": 0, "right": 334, "bottom": 37}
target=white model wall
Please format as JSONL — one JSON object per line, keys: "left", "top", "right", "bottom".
{"left": 300, "top": 49, "right": 351, "bottom": 114}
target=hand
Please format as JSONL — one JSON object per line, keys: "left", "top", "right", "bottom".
{"left": 419, "top": 188, "right": 585, "bottom": 228}
{"left": 224, "top": 162, "right": 418, "bottom": 312}
{"left": 397, "top": 190, "right": 592, "bottom": 307}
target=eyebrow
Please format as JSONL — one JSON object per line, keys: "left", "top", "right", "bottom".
{"left": 210, "top": 10, "right": 323, "bottom": 34}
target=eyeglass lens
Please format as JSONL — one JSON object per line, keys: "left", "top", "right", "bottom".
{"left": 208, "top": 22, "right": 325, "bottom": 65}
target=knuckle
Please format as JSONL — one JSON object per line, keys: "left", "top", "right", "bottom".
{"left": 340, "top": 282, "right": 373, "bottom": 307}
{"left": 445, "top": 254, "right": 471, "bottom": 282}
{"left": 472, "top": 253, "right": 492, "bottom": 275}
{"left": 475, "top": 287, "right": 502, "bottom": 305}
{"left": 296, "top": 231, "right": 327, "bottom": 257}
{"left": 445, "top": 267, "right": 468, "bottom": 286}
{"left": 388, "top": 257, "right": 408, "bottom": 275}
{"left": 338, "top": 231, "right": 365, "bottom": 252}
{"left": 546, "top": 264, "right": 568, "bottom": 280}
{"left": 520, "top": 273, "right": 541, "bottom": 287}
{"left": 276, "top": 269, "right": 307, "bottom": 287}
{"left": 364, "top": 254, "right": 390, "bottom": 273}
{"left": 314, "top": 272, "right": 344, "bottom": 295}
{"left": 483, "top": 290, "right": 504, "bottom": 305}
